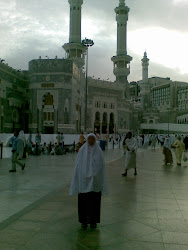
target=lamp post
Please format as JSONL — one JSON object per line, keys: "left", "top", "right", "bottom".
{"left": 167, "top": 108, "right": 170, "bottom": 136}
{"left": 82, "top": 38, "right": 94, "bottom": 132}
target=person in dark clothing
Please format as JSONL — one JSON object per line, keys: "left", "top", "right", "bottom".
{"left": 183, "top": 135, "right": 188, "bottom": 151}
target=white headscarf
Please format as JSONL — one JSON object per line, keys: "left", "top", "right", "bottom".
{"left": 69, "top": 133, "right": 108, "bottom": 195}
{"left": 164, "top": 137, "right": 171, "bottom": 151}
{"left": 18, "top": 130, "right": 26, "bottom": 146}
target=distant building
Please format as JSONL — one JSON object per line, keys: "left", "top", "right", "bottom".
{"left": 132, "top": 52, "right": 188, "bottom": 133}
{"left": 0, "top": 62, "right": 28, "bottom": 132}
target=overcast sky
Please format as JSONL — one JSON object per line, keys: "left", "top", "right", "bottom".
{"left": 1, "top": 0, "right": 188, "bottom": 83}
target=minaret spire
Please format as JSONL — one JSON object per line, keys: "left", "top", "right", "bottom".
{"left": 62, "top": 0, "right": 86, "bottom": 67}
{"left": 140, "top": 51, "right": 150, "bottom": 109}
{"left": 111, "top": 0, "right": 132, "bottom": 98}
{"left": 142, "top": 51, "right": 149, "bottom": 83}
{"left": 119, "top": 0, "right": 125, "bottom": 6}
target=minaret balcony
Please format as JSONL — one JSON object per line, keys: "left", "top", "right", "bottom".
{"left": 69, "top": 0, "right": 83, "bottom": 6}
{"left": 113, "top": 67, "right": 130, "bottom": 77}
{"left": 63, "top": 42, "right": 86, "bottom": 67}
{"left": 115, "top": 6, "right": 129, "bottom": 15}
{"left": 63, "top": 42, "right": 86, "bottom": 54}
{"left": 111, "top": 55, "right": 132, "bottom": 64}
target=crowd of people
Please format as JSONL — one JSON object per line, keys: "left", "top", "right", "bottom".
{"left": 8, "top": 129, "right": 188, "bottom": 173}
{"left": 8, "top": 131, "right": 75, "bottom": 172}
{"left": 6, "top": 128, "right": 188, "bottom": 230}
{"left": 121, "top": 133, "right": 188, "bottom": 178}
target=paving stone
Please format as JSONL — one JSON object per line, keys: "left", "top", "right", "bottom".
{"left": 1, "top": 146, "right": 188, "bottom": 248}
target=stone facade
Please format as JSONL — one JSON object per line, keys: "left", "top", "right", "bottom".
{"left": 87, "top": 77, "right": 132, "bottom": 134}
{"left": 28, "top": 58, "right": 85, "bottom": 134}
{"left": 0, "top": 61, "right": 28, "bottom": 133}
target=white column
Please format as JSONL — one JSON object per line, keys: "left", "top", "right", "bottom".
{"left": 69, "top": 0, "right": 83, "bottom": 43}
{"left": 54, "top": 109, "right": 58, "bottom": 133}
{"left": 100, "top": 122, "right": 102, "bottom": 135}
{"left": 38, "top": 109, "right": 42, "bottom": 133}
{"left": 117, "top": 16, "right": 127, "bottom": 55}
{"left": 142, "top": 52, "right": 149, "bottom": 83}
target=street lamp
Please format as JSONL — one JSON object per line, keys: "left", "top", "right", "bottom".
{"left": 82, "top": 38, "right": 94, "bottom": 132}
{"left": 167, "top": 108, "right": 170, "bottom": 136}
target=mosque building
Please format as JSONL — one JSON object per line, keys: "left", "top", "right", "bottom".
{"left": 0, "top": 0, "right": 188, "bottom": 134}
{"left": 0, "top": 0, "right": 134, "bottom": 134}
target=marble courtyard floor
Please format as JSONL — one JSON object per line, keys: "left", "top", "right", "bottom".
{"left": 1, "top": 146, "right": 188, "bottom": 249}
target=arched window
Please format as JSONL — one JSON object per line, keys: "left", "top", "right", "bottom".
{"left": 95, "top": 112, "right": 100, "bottom": 122}
{"left": 43, "top": 93, "right": 53, "bottom": 105}
{"left": 64, "top": 99, "right": 70, "bottom": 124}
{"left": 103, "top": 112, "right": 107, "bottom": 123}
{"left": 120, "top": 118, "right": 123, "bottom": 129}
{"left": 42, "top": 93, "right": 54, "bottom": 122}
{"left": 64, "top": 99, "right": 69, "bottom": 112}
{"left": 12, "top": 109, "right": 19, "bottom": 123}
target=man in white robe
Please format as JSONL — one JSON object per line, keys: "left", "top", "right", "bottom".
{"left": 143, "top": 134, "right": 150, "bottom": 149}
{"left": 122, "top": 132, "right": 138, "bottom": 176}
{"left": 137, "top": 135, "right": 143, "bottom": 148}
{"left": 151, "top": 134, "right": 157, "bottom": 150}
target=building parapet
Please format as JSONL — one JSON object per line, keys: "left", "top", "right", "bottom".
{"left": 140, "top": 123, "right": 188, "bottom": 133}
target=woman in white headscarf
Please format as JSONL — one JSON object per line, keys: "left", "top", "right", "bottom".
{"left": 163, "top": 137, "right": 173, "bottom": 165}
{"left": 70, "top": 133, "right": 108, "bottom": 229}
{"left": 122, "top": 132, "right": 138, "bottom": 176}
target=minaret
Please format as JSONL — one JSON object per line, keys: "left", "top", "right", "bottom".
{"left": 140, "top": 51, "right": 150, "bottom": 109}
{"left": 111, "top": 0, "right": 132, "bottom": 98}
{"left": 142, "top": 51, "right": 149, "bottom": 83}
{"left": 63, "top": 0, "right": 86, "bottom": 67}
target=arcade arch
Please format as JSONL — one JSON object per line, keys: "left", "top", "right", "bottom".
{"left": 109, "top": 112, "right": 115, "bottom": 134}
{"left": 64, "top": 98, "right": 70, "bottom": 124}
{"left": 94, "top": 111, "right": 100, "bottom": 133}
{"left": 94, "top": 111, "right": 115, "bottom": 134}
{"left": 42, "top": 92, "right": 55, "bottom": 134}
{"left": 102, "top": 112, "right": 108, "bottom": 134}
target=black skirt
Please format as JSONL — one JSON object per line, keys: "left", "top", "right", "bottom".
{"left": 78, "top": 191, "right": 101, "bottom": 224}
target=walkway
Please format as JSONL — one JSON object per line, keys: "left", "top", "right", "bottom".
{"left": 1, "top": 146, "right": 188, "bottom": 249}
{"left": 0, "top": 147, "right": 123, "bottom": 224}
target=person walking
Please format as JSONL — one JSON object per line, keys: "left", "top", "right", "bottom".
{"left": 69, "top": 133, "right": 108, "bottom": 229}
{"left": 151, "top": 134, "right": 157, "bottom": 150}
{"left": 122, "top": 132, "right": 138, "bottom": 176}
{"left": 79, "top": 132, "right": 85, "bottom": 146}
{"left": 56, "top": 132, "right": 61, "bottom": 145}
{"left": 163, "top": 137, "right": 173, "bottom": 165}
{"left": 60, "top": 133, "right": 64, "bottom": 145}
{"left": 172, "top": 135, "right": 185, "bottom": 166}
{"left": 143, "top": 134, "right": 150, "bottom": 149}
{"left": 35, "top": 132, "right": 41, "bottom": 155}
{"left": 137, "top": 135, "right": 143, "bottom": 148}
{"left": 183, "top": 135, "right": 188, "bottom": 151}
{"left": 27, "top": 132, "right": 33, "bottom": 155}
{"left": 9, "top": 131, "right": 25, "bottom": 172}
